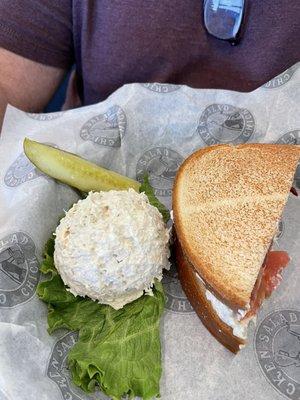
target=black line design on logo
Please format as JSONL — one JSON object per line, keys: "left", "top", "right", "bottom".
{"left": 4, "top": 152, "right": 42, "bottom": 187}
{"left": 0, "top": 232, "right": 39, "bottom": 307}
{"left": 26, "top": 112, "right": 64, "bottom": 120}
{"left": 197, "top": 104, "right": 255, "bottom": 146}
{"left": 80, "top": 105, "right": 127, "bottom": 148}
{"left": 263, "top": 65, "right": 298, "bottom": 89}
{"left": 136, "top": 147, "right": 184, "bottom": 197}
{"left": 255, "top": 309, "right": 300, "bottom": 400}
{"left": 4, "top": 143, "right": 57, "bottom": 188}
{"left": 141, "top": 83, "right": 181, "bottom": 93}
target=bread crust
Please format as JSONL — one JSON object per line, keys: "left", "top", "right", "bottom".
{"left": 173, "top": 144, "right": 300, "bottom": 309}
{"left": 175, "top": 237, "right": 245, "bottom": 353}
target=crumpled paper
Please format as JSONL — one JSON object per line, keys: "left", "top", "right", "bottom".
{"left": 0, "top": 63, "right": 299, "bottom": 400}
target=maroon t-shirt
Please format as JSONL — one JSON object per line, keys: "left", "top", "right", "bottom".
{"left": 0, "top": 1, "right": 299, "bottom": 105}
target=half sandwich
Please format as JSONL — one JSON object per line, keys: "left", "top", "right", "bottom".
{"left": 172, "top": 144, "right": 300, "bottom": 353}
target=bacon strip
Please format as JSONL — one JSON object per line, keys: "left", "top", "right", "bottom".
{"left": 243, "top": 250, "right": 290, "bottom": 320}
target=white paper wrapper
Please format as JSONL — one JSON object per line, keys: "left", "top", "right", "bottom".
{"left": 0, "top": 63, "right": 299, "bottom": 400}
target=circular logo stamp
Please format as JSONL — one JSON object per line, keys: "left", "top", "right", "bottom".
{"left": 277, "top": 130, "right": 300, "bottom": 188}
{"left": 48, "top": 331, "right": 107, "bottom": 400}
{"left": 0, "top": 232, "right": 39, "bottom": 307}
{"left": 80, "top": 105, "right": 126, "bottom": 148}
{"left": 142, "top": 83, "right": 181, "bottom": 93}
{"left": 263, "top": 65, "right": 297, "bottom": 89}
{"left": 26, "top": 112, "right": 64, "bottom": 121}
{"left": 255, "top": 309, "right": 300, "bottom": 400}
{"left": 4, "top": 143, "right": 57, "bottom": 188}
{"left": 4, "top": 152, "right": 42, "bottom": 188}
{"left": 136, "top": 147, "right": 183, "bottom": 197}
{"left": 162, "top": 256, "right": 194, "bottom": 314}
{"left": 197, "top": 103, "right": 255, "bottom": 145}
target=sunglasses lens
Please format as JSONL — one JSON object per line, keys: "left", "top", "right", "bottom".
{"left": 203, "top": 0, "right": 245, "bottom": 42}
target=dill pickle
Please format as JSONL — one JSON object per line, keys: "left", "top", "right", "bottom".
{"left": 23, "top": 138, "right": 140, "bottom": 192}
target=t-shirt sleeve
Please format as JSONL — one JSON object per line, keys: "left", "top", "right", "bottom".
{"left": 0, "top": 0, "right": 74, "bottom": 69}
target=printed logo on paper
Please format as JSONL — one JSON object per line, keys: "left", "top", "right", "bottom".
{"left": 197, "top": 104, "right": 255, "bottom": 145}
{"left": 80, "top": 105, "right": 126, "bottom": 148}
{"left": 4, "top": 143, "right": 57, "bottom": 188}
{"left": 162, "top": 257, "right": 194, "bottom": 314}
{"left": 26, "top": 112, "right": 64, "bottom": 121}
{"left": 277, "top": 130, "right": 300, "bottom": 188}
{"left": 0, "top": 232, "right": 39, "bottom": 307}
{"left": 263, "top": 65, "right": 297, "bottom": 89}
{"left": 4, "top": 152, "right": 42, "bottom": 187}
{"left": 136, "top": 147, "right": 183, "bottom": 197}
{"left": 255, "top": 310, "right": 300, "bottom": 400}
{"left": 48, "top": 331, "right": 107, "bottom": 400}
{"left": 142, "top": 83, "right": 181, "bottom": 93}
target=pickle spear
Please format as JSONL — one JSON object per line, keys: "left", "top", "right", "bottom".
{"left": 23, "top": 138, "right": 141, "bottom": 192}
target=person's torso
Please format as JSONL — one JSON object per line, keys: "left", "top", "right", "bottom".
{"left": 72, "top": 0, "right": 300, "bottom": 105}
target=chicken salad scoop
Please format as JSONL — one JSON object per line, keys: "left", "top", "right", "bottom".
{"left": 55, "top": 189, "right": 170, "bottom": 309}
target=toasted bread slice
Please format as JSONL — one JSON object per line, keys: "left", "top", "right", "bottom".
{"left": 175, "top": 239, "right": 245, "bottom": 353}
{"left": 173, "top": 144, "right": 300, "bottom": 309}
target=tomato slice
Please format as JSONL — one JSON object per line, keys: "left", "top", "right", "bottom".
{"left": 244, "top": 250, "right": 290, "bottom": 319}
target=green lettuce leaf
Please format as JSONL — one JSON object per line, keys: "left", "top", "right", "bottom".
{"left": 139, "top": 175, "right": 170, "bottom": 224}
{"left": 37, "top": 238, "right": 165, "bottom": 400}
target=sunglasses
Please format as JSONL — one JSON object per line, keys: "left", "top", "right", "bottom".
{"left": 203, "top": 0, "right": 246, "bottom": 45}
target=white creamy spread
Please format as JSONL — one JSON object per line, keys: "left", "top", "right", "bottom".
{"left": 205, "top": 290, "right": 248, "bottom": 339}
{"left": 170, "top": 210, "right": 174, "bottom": 221}
{"left": 54, "top": 189, "right": 170, "bottom": 309}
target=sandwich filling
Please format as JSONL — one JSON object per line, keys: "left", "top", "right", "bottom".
{"left": 205, "top": 290, "right": 248, "bottom": 339}
{"left": 205, "top": 248, "right": 290, "bottom": 339}
{"left": 243, "top": 249, "right": 290, "bottom": 319}
{"left": 204, "top": 187, "right": 297, "bottom": 336}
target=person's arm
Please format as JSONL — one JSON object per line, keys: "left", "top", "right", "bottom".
{"left": 0, "top": 86, "right": 8, "bottom": 126}
{"left": 0, "top": 48, "right": 66, "bottom": 129}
